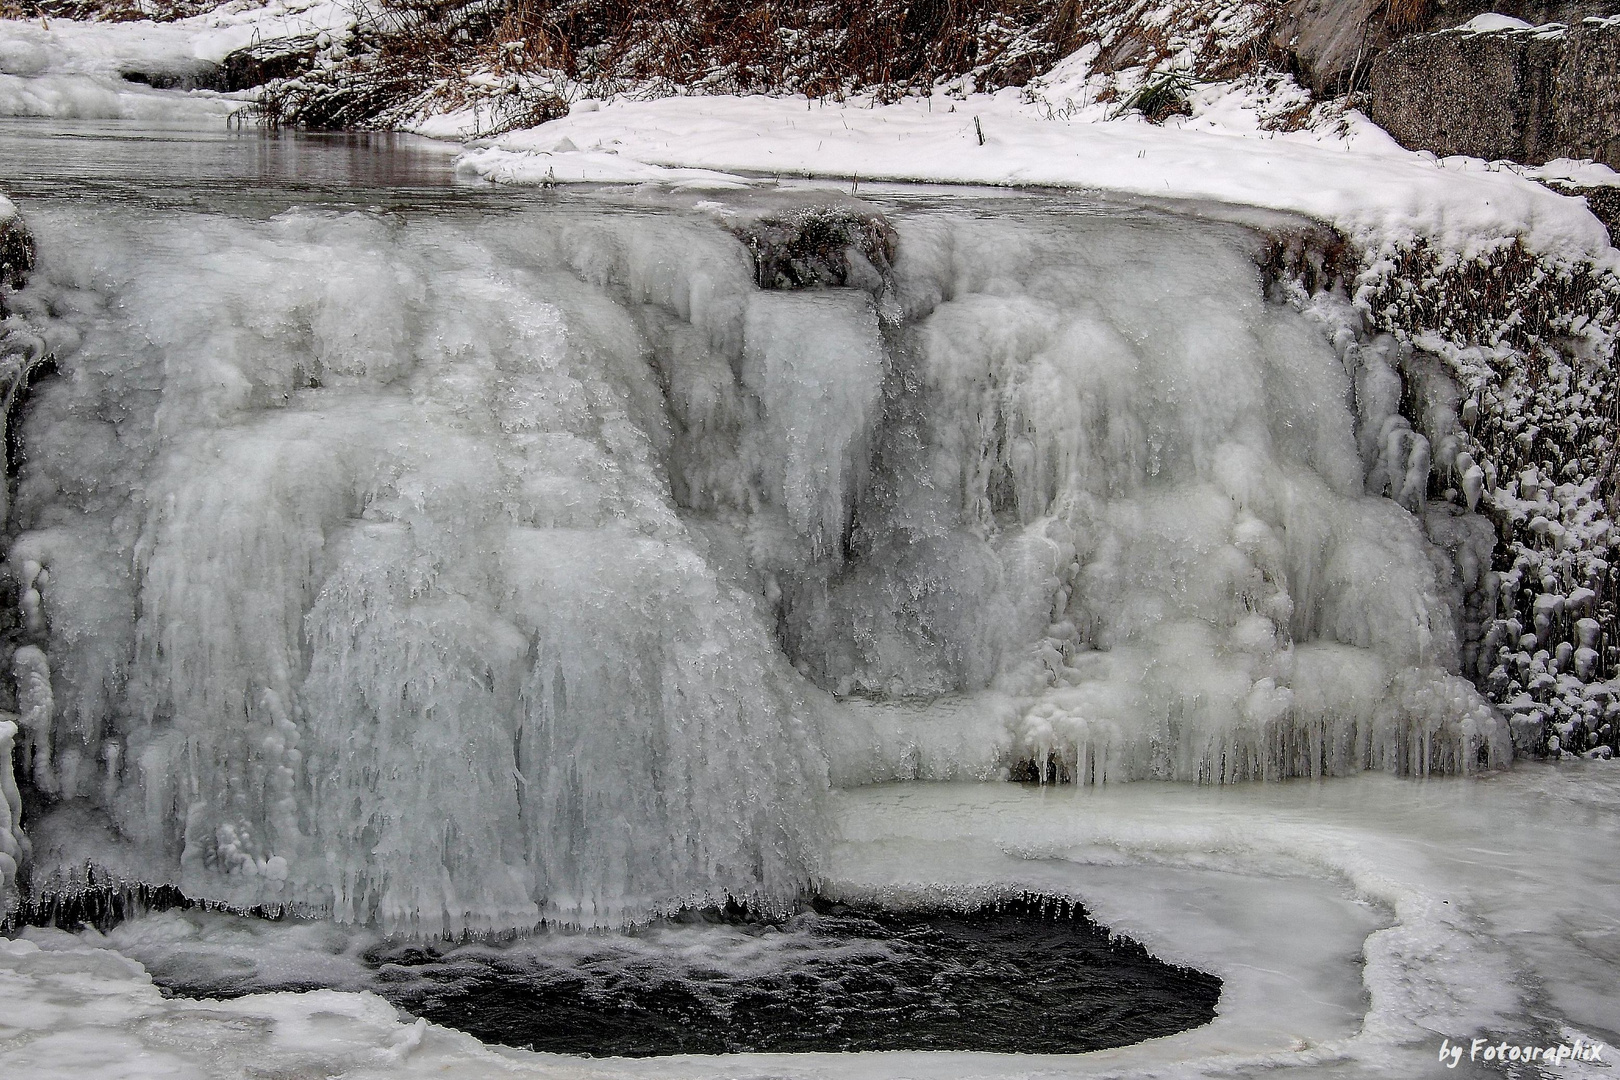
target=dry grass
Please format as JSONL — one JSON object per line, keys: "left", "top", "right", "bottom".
{"left": 1381, "top": 0, "right": 1430, "bottom": 32}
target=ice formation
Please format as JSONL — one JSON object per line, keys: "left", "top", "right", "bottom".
{"left": 0, "top": 718, "right": 26, "bottom": 916}
{"left": 0, "top": 193, "right": 1506, "bottom": 932}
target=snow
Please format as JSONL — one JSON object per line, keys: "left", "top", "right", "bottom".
{"left": 1454, "top": 13, "right": 1536, "bottom": 33}
{"left": 0, "top": 0, "right": 349, "bottom": 120}
{"left": 1521, "top": 157, "right": 1620, "bottom": 189}
{"left": 461, "top": 146, "right": 753, "bottom": 189}
{"left": 453, "top": 93, "right": 1615, "bottom": 263}
{"left": 3, "top": 765, "right": 1618, "bottom": 1077}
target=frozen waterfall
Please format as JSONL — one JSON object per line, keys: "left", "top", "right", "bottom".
{"left": 0, "top": 192, "right": 1506, "bottom": 933}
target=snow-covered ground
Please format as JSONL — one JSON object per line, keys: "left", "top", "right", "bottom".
{"left": 4, "top": 766, "right": 1618, "bottom": 1078}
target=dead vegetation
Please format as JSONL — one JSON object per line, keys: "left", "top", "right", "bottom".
{"left": 255, "top": 0, "right": 1088, "bottom": 131}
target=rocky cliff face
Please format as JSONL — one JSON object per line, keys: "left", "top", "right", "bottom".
{"left": 1273, "top": 0, "right": 1620, "bottom": 94}
{"left": 1368, "top": 18, "right": 1620, "bottom": 168}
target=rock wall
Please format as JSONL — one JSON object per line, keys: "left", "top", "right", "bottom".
{"left": 1557, "top": 18, "right": 1620, "bottom": 165}
{"left": 1368, "top": 18, "right": 1620, "bottom": 167}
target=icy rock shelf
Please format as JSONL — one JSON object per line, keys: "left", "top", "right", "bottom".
{"left": 0, "top": 176, "right": 1513, "bottom": 937}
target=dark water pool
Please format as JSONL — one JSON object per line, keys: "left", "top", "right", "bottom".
{"left": 19, "top": 886, "right": 1220, "bottom": 1057}
{"left": 110, "top": 896, "right": 1216, "bottom": 1057}
{"left": 362, "top": 899, "right": 1221, "bottom": 1057}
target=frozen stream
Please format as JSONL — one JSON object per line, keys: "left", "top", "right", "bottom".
{"left": 0, "top": 122, "right": 1615, "bottom": 1077}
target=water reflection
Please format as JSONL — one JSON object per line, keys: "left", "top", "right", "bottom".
{"left": 0, "top": 117, "right": 464, "bottom": 198}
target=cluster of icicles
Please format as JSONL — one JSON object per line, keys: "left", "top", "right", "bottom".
{"left": 0, "top": 196, "right": 1505, "bottom": 932}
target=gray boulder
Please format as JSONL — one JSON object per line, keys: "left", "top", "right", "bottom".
{"left": 731, "top": 205, "right": 897, "bottom": 292}
{"left": 1369, "top": 17, "right": 1620, "bottom": 168}
{"left": 117, "top": 57, "right": 222, "bottom": 91}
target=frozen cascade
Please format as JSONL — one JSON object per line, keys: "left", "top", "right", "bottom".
{"left": 1, "top": 194, "right": 1506, "bottom": 933}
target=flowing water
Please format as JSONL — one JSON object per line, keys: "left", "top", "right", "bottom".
{"left": 0, "top": 120, "right": 1614, "bottom": 1079}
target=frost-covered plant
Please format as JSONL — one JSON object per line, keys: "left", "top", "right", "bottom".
{"left": 732, "top": 206, "right": 897, "bottom": 291}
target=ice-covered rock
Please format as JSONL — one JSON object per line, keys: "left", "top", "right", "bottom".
{"left": 0, "top": 195, "right": 32, "bottom": 303}
{"left": 729, "top": 203, "right": 897, "bottom": 291}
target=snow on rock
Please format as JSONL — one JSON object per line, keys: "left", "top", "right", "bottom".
{"left": 1522, "top": 156, "right": 1620, "bottom": 188}
{"left": 1454, "top": 13, "right": 1538, "bottom": 33}
{"left": 455, "top": 93, "right": 1615, "bottom": 263}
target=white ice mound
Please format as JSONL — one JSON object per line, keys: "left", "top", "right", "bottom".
{"left": 4, "top": 195, "right": 1506, "bottom": 933}
{"left": 7, "top": 208, "right": 829, "bottom": 934}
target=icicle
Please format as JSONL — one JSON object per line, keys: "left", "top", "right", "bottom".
{"left": 0, "top": 717, "right": 28, "bottom": 917}
{"left": 13, "top": 645, "right": 54, "bottom": 794}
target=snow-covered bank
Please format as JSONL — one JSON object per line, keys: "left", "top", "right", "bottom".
{"left": 3, "top": 766, "right": 1617, "bottom": 1078}
{"left": 453, "top": 92, "right": 1616, "bottom": 263}
{"left": 0, "top": 0, "right": 347, "bottom": 118}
